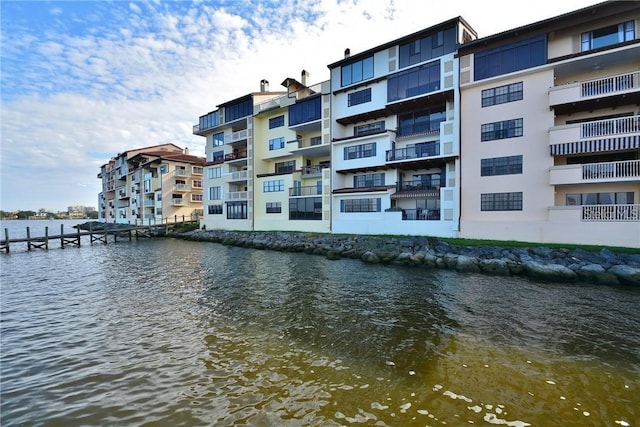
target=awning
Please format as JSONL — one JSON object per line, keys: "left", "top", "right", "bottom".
{"left": 391, "top": 190, "right": 440, "bottom": 199}
{"left": 550, "top": 135, "right": 639, "bottom": 155}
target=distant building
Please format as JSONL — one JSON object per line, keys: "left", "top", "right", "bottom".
{"left": 97, "top": 144, "right": 205, "bottom": 224}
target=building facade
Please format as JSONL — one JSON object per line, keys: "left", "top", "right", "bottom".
{"left": 98, "top": 144, "right": 205, "bottom": 224}
{"left": 457, "top": 1, "right": 639, "bottom": 248}
{"left": 327, "top": 18, "right": 477, "bottom": 238}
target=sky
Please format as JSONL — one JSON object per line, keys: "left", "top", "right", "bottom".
{"left": 0, "top": 0, "right": 604, "bottom": 213}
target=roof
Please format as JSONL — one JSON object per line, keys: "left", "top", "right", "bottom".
{"left": 129, "top": 150, "right": 206, "bottom": 165}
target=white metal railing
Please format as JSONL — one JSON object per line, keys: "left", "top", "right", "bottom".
{"left": 225, "top": 191, "right": 248, "bottom": 200}
{"left": 581, "top": 115, "right": 639, "bottom": 138}
{"left": 581, "top": 71, "right": 639, "bottom": 97}
{"left": 582, "top": 159, "right": 640, "bottom": 180}
{"left": 172, "top": 198, "right": 186, "bottom": 205}
{"left": 173, "top": 169, "right": 190, "bottom": 177}
{"left": 224, "top": 129, "right": 248, "bottom": 144}
{"left": 174, "top": 183, "right": 189, "bottom": 191}
{"left": 230, "top": 170, "right": 248, "bottom": 181}
{"left": 582, "top": 204, "right": 639, "bottom": 222}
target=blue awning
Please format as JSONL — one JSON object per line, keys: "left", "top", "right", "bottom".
{"left": 550, "top": 135, "right": 639, "bottom": 155}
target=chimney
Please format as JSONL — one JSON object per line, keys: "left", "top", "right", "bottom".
{"left": 184, "top": 147, "right": 189, "bottom": 155}
{"left": 344, "top": 48, "right": 350, "bottom": 58}
{"left": 301, "top": 69, "right": 309, "bottom": 86}
{"left": 260, "top": 79, "right": 269, "bottom": 92}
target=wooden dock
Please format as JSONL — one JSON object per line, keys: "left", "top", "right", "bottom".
{"left": 0, "top": 223, "right": 169, "bottom": 253}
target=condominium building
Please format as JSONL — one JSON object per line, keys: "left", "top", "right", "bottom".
{"left": 194, "top": 81, "right": 286, "bottom": 231}
{"left": 328, "top": 18, "right": 478, "bottom": 237}
{"left": 97, "top": 144, "right": 205, "bottom": 224}
{"left": 457, "top": 1, "right": 639, "bottom": 247}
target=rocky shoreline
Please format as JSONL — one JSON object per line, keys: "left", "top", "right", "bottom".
{"left": 176, "top": 229, "right": 640, "bottom": 286}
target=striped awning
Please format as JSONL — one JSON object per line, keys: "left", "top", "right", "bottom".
{"left": 550, "top": 135, "right": 639, "bottom": 155}
{"left": 390, "top": 190, "right": 440, "bottom": 199}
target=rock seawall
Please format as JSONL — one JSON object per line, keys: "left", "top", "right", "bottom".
{"left": 176, "top": 230, "right": 640, "bottom": 286}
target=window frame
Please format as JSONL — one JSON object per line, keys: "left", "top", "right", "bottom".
{"left": 480, "top": 192, "right": 523, "bottom": 211}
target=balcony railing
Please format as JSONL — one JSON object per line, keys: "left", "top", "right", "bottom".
{"left": 224, "top": 129, "right": 248, "bottom": 144}
{"left": 301, "top": 165, "right": 328, "bottom": 177}
{"left": 582, "top": 204, "right": 639, "bottom": 222}
{"left": 174, "top": 183, "right": 189, "bottom": 191}
{"left": 386, "top": 142, "right": 440, "bottom": 162}
{"left": 225, "top": 150, "right": 248, "bottom": 161}
{"left": 173, "top": 169, "right": 190, "bottom": 177}
{"left": 226, "top": 191, "right": 248, "bottom": 200}
{"left": 549, "top": 114, "right": 639, "bottom": 145}
{"left": 397, "top": 181, "right": 440, "bottom": 192}
{"left": 172, "top": 198, "right": 186, "bottom": 206}
{"left": 143, "top": 199, "right": 155, "bottom": 207}
{"left": 289, "top": 185, "right": 322, "bottom": 197}
{"left": 582, "top": 159, "right": 640, "bottom": 180}
{"left": 402, "top": 209, "right": 440, "bottom": 221}
{"left": 549, "top": 71, "right": 639, "bottom": 106}
{"left": 288, "top": 136, "right": 324, "bottom": 149}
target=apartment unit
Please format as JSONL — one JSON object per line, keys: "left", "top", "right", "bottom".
{"left": 457, "top": 1, "right": 640, "bottom": 247}
{"left": 194, "top": 81, "right": 286, "bottom": 231}
{"left": 97, "top": 144, "right": 205, "bottom": 224}
{"left": 327, "top": 18, "right": 478, "bottom": 237}
{"left": 253, "top": 72, "right": 332, "bottom": 233}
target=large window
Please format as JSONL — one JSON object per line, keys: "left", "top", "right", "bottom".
{"left": 474, "top": 36, "right": 546, "bottom": 80}
{"left": 225, "top": 98, "right": 253, "bottom": 122}
{"left": 266, "top": 202, "right": 282, "bottom": 213}
{"left": 269, "top": 137, "right": 285, "bottom": 150}
{"left": 398, "top": 106, "right": 446, "bottom": 136}
{"left": 481, "top": 119, "right": 523, "bottom": 142}
{"left": 199, "top": 110, "right": 220, "bottom": 131}
{"left": 582, "top": 21, "right": 634, "bottom": 51}
{"left": 263, "top": 179, "right": 285, "bottom": 192}
{"left": 481, "top": 155, "right": 523, "bottom": 176}
{"left": 211, "top": 150, "right": 224, "bottom": 162}
{"left": 482, "top": 82, "right": 523, "bottom": 107}
{"left": 208, "top": 186, "right": 222, "bottom": 200}
{"left": 275, "top": 160, "right": 296, "bottom": 174}
{"left": 289, "top": 96, "right": 321, "bottom": 126}
{"left": 344, "top": 142, "right": 376, "bottom": 160}
{"left": 354, "top": 121, "right": 385, "bottom": 137}
{"left": 398, "top": 27, "right": 457, "bottom": 68}
{"left": 354, "top": 173, "right": 385, "bottom": 188}
{"left": 341, "top": 56, "right": 374, "bottom": 86}
{"left": 269, "top": 115, "right": 284, "bottom": 129}
{"left": 340, "top": 198, "right": 381, "bottom": 212}
{"left": 212, "top": 132, "right": 224, "bottom": 146}
{"left": 481, "top": 192, "right": 523, "bottom": 211}
{"left": 208, "top": 167, "right": 222, "bottom": 179}
{"left": 566, "top": 192, "right": 634, "bottom": 206}
{"left": 387, "top": 61, "right": 440, "bottom": 102}
{"left": 208, "top": 204, "right": 223, "bottom": 215}
{"left": 227, "top": 201, "right": 247, "bottom": 219}
{"left": 348, "top": 88, "right": 372, "bottom": 106}
{"left": 289, "top": 197, "right": 322, "bottom": 220}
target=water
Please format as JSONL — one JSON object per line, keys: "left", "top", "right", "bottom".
{"left": 1, "top": 230, "right": 639, "bottom": 426}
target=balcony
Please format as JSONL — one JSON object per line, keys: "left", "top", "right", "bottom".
{"left": 550, "top": 115, "right": 639, "bottom": 146}
{"left": 401, "top": 209, "right": 440, "bottom": 221}
{"left": 386, "top": 142, "right": 440, "bottom": 162}
{"left": 143, "top": 199, "right": 155, "bottom": 207}
{"left": 225, "top": 150, "right": 248, "bottom": 162}
{"left": 192, "top": 166, "right": 203, "bottom": 175}
{"left": 549, "top": 71, "right": 640, "bottom": 113}
{"left": 549, "top": 159, "right": 640, "bottom": 185}
{"left": 301, "top": 164, "right": 329, "bottom": 178}
{"left": 224, "top": 129, "right": 248, "bottom": 144}
{"left": 289, "top": 185, "right": 322, "bottom": 197}
{"left": 173, "top": 183, "right": 190, "bottom": 192}
{"left": 117, "top": 189, "right": 129, "bottom": 199}
{"left": 582, "top": 204, "right": 639, "bottom": 222}
{"left": 226, "top": 191, "right": 248, "bottom": 200}
{"left": 191, "top": 194, "right": 203, "bottom": 203}
{"left": 173, "top": 169, "right": 190, "bottom": 177}
{"left": 172, "top": 198, "right": 186, "bottom": 206}
{"left": 224, "top": 170, "right": 248, "bottom": 182}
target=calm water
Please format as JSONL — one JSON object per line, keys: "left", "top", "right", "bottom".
{"left": 1, "top": 221, "right": 639, "bottom": 426}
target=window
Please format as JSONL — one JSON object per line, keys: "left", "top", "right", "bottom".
{"left": 159, "top": 165, "right": 168, "bottom": 174}
{"left": 398, "top": 27, "right": 457, "bottom": 67}
{"left": 387, "top": 61, "right": 441, "bottom": 102}
{"left": 481, "top": 155, "right": 523, "bottom": 176}
{"left": 211, "top": 150, "right": 224, "bottom": 162}
{"left": 481, "top": 192, "right": 523, "bottom": 211}
{"left": 193, "top": 180, "right": 203, "bottom": 188}
{"left": 582, "top": 21, "right": 634, "bottom": 51}
{"left": 481, "top": 119, "right": 523, "bottom": 141}
{"left": 191, "top": 194, "right": 203, "bottom": 202}
{"left": 269, "top": 115, "right": 284, "bottom": 129}
{"left": 566, "top": 192, "right": 634, "bottom": 206}
{"left": 354, "top": 173, "right": 385, "bottom": 188}
{"left": 269, "top": 137, "right": 285, "bottom": 150}
{"left": 344, "top": 142, "right": 376, "bottom": 160}
{"left": 212, "top": 132, "right": 224, "bottom": 146}
{"left": 225, "top": 98, "right": 253, "bottom": 122}
{"left": 354, "top": 121, "right": 385, "bottom": 137}
{"left": 227, "top": 201, "right": 247, "bottom": 219}
{"left": 482, "top": 82, "right": 523, "bottom": 107}
{"left": 289, "top": 96, "right": 321, "bottom": 126}
{"left": 208, "top": 167, "right": 222, "bottom": 179}
{"left": 266, "top": 202, "right": 282, "bottom": 213}
{"left": 474, "top": 36, "right": 546, "bottom": 80}
{"left": 275, "top": 160, "right": 296, "bottom": 174}
{"left": 348, "top": 88, "right": 372, "bottom": 106}
{"left": 208, "top": 204, "right": 223, "bottom": 215}
{"left": 340, "top": 198, "right": 382, "bottom": 212}
{"left": 289, "top": 197, "right": 322, "bottom": 220}
{"left": 199, "top": 110, "right": 220, "bottom": 131}
{"left": 263, "top": 179, "right": 285, "bottom": 192}
{"left": 341, "top": 56, "right": 374, "bottom": 86}
{"left": 398, "top": 106, "right": 446, "bottom": 136}
{"left": 209, "top": 186, "right": 222, "bottom": 200}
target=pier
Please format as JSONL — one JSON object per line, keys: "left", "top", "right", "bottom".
{"left": 0, "top": 222, "right": 177, "bottom": 253}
